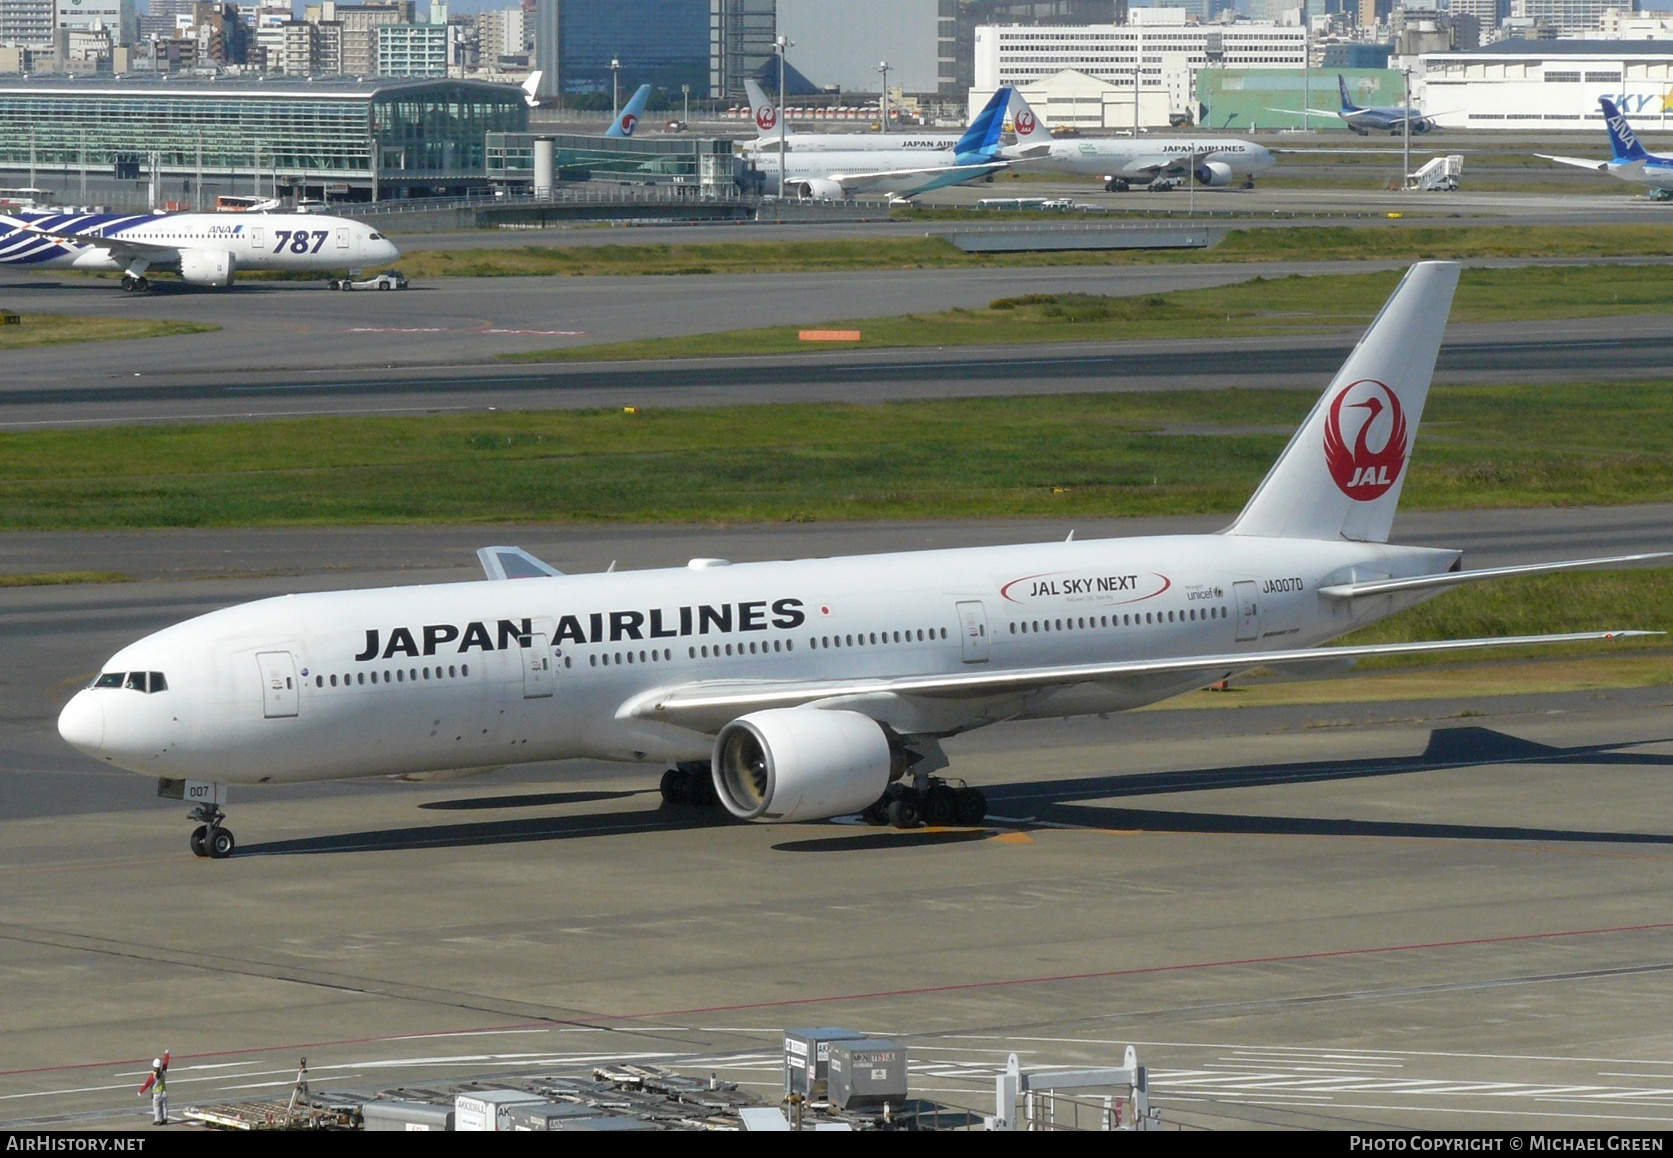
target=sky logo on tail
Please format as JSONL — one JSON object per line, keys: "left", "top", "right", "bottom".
{"left": 1323, "top": 379, "right": 1408, "bottom": 500}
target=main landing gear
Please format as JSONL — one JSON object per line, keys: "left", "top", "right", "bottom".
{"left": 861, "top": 777, "right": 987, "bottom": 830}
{"left": 188, "top": 803, "right": 235, "bottom": 859}
{"left": 120, "top": 275, "right": 150, "bottom": 293}
{"left": 659, "top": 760, "right": 719, "bottom": 807}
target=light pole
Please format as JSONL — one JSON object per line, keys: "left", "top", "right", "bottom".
{"left": 610, "top": 57, "right": 621, "bottom": 122}
{"left": 776, "top": 35, "right": 793, "bottom": 198}
{"left": 1402, "top": 66, "right": 1412, "bottom": 192}
{"left": 877, "top": 60, "right": 889, "bottom": 134}
{"left": 682, "top": 82, "right": 690, "bottom": 126}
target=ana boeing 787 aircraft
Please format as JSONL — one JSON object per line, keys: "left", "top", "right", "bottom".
{"left": 0, "top": 209, "right": 400, "bottom": 292}
{"left": 58, "top": 262, "right": 1665, "bottom": 858}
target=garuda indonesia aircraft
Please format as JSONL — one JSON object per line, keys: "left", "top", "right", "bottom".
{"left": 1539, "top": 97, "right": 1673, "bottom": 196}
{"left": 756, "top": 86, "right": 1015, "bottom": 199}
{"left": 1003, "top": 92, "right": 1275, "bottom": 189}
{"left": 0, "top": 208, "right": 400, "bottom": 292}
{"left": 58, "top": 262, "right": 1665, "bottom": 858}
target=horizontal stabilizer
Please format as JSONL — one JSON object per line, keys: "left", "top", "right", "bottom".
{"left": 1537, "top": 153, "right": 1610, "bottom": 173}
{"left": 477, "top": 546, "right": 563, "bottom": 580}
{"left": 1318, "top": 551, "right": 1673, "bottom": 599}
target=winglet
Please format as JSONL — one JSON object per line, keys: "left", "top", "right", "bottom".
{"left": 477, "top": 546, "right": 563, "bottom": 580}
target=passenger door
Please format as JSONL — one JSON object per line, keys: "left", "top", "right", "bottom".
{"left": 521, "top": 630, "right": 553, "bottom": 699}
{"left": 1233, "top": 580, "right": 1260, "bottom": 643}
{"left": 256, "top": 651, "right": 299, "bottom": 717}
{"left": 956, "top": 600, "right": 990, "bottom": 664}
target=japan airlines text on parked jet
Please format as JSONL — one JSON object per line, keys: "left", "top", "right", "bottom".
{"left": 606, "top": 83, "right": 654, "bottom": 138}
{"left": 58, "top": 261, "right": 1667, "bottom": 858}
{"left": 1004, "top": 92, "right": 1274, "bottom": 190}
{"left": 738, "top": 79, "right": 963, "bottom": 154}
{"left": 0, "top": 210, "right": 400, "bottom": 292}
{"left": 757, "top": 87, "right": 1015, "bottom": 200}
{"left": 1539, "top": 97, "right": 1673, "bottom": 196}
{"left": 1269, "top": 75, "right": 1437, "bottom": 136}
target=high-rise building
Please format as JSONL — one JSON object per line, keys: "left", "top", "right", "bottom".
{"left": 56, "top": 0, "right": 138, "bottom": 45}
{"left": 557, "top": 0, "right": 707, "bottom": 95}
{"left": 710, "top": 0, "right": 775, "bottom": 103}
{"left": 0, "top": 0, "right": 57, "bottom": 45}
{"left": 1519, "top": 0, "right": 1635, "bottom": 36}
{"left": 532, "top": 0, "right": 558, "bottom": 94}
{"left": 376, "top": 21, "right": 448, "bottom": 75}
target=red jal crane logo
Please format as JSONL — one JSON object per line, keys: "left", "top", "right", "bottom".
{"left": 756, "top": 105, "right": 778, "bottom": 131}
{"left": 1323, "top": 379, "right": 1408, "bottom": 501}
{"left": 1015, "top": 110, "right": 1037, "bottom": 135}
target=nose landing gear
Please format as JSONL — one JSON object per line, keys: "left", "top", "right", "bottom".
{"left": 187, "top": 804, "right": 235, "bottom": 859}
{"left": 120, "top": 275, "right": 150, "bottom": 293}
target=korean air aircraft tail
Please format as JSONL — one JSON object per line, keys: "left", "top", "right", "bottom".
{"left": 606, "top": 83, "right": 653, "bottom": 138}
{"left": 1227, "top": 261, "right": 1460, "bottom": 543}
{"left": 956, "top": 87, "right": 1014, "bottom": 159}
{"left": 1600, "top": 97, "right": 1650, "bottom": 163}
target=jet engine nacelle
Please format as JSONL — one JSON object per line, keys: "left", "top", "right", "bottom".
{"left": 789, "top": 178, "right": 846, "bottom": 201}
{"left": 1412, "top": 118, "right": 1434, "bottom": 134}
{"left": 179, "top": 248, "right": 237, "bottom": 287}
{"left": 713, "top": 707, "right": 892, "bottom": 823}
{"left": 1194, "top": 161, "right": 1234, "bottom": 187}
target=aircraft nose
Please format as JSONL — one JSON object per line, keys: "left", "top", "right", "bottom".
{"left": 381, "top": 239, "right": 402, "bottom": 263}
{"left": 58, "top": 691, "right": 104, "bottom": 754}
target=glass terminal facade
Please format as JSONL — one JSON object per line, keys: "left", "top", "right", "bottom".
{"left": 0, "top": 77, "right": 528, "bottom": 203}
{"left": 486, "top": 132, "right": 738, "bottom": 194}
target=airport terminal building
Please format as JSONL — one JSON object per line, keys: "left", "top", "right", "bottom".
{"left": 0, "top": 75, "right": 529, "bottom": 207}
{"left": 1421, "top": 40, "right": 1673, "bottom": 130}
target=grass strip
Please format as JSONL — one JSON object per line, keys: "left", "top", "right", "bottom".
{"left": 0, "top": 571, "right": 131, "bottom": 587}
{"left": 394, "top": 223, "right": 1673, "bottom": 280}
{"left": 0, "top": 316, "right": 218, "bottom": 350}
{"left": 0, "top": 382, "right": 1670, "bottom": 528}
{"left": 503, "top": 264, "right": 1673, "bottom": 363}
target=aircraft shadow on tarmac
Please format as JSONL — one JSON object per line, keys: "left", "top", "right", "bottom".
{"left": 239, "top": 726, "right": 1673, "bottom": 857}
{"left": 976, "top": 724, "right": 1673, "bottom": 848}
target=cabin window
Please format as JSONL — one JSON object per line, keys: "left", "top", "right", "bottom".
{"left": 461, "top": 664, "right": 469, "bottom": 677}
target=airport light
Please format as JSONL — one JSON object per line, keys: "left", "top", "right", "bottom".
{"left": 776, "top": 35, "right": 794, "bottom": 201}
{"left": 1402, "top": 66, "right": 1412, "bottom": 192}
{"left": 877, "top": 60, "right": 889, "bottom": 134}
{"left": 682, "top": 83, "right": 690, "bottom": 126}
{"left": 610, "top": 57, "right": 621, "bottom": 122}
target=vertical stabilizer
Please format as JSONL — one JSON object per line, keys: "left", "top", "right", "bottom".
{"left": 1600, "top": 97, "right": 1650, "bottom": 163}
{"left": 1226, "top": 262, "right": 1460, "bottom": 543}
{"left": 1338, "top": 74, "right": 1356, "bottom": 112}
{"left": 955, "top": 87, "right": 1014, "bottom": 158}
{"left": 745, "top": 78, "right": 779, "bottom": 139}
{"left": 606, "top": 84, "right": 653, "bottom": 139}
{"left": 1008, "top": 90, "right": 1050, "bottom": 149}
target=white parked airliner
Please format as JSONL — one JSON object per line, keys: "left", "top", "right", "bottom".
{"left": 0, "top": 209, "right": 400, "bottom": 292}
{"left": 57, "top": 261, "right": 1665, "bottom": 857}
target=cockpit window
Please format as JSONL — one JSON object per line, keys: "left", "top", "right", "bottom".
{"left": 368, "top": 232, "right": 383, "bottom": 240}
{"left": 99, "top": 671, "right": 168, "bottom": 692}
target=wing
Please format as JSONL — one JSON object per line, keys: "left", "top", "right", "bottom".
{"left": 476, "top": 546, "right": 563, "bottom": 580}
{"left": 22, "top": 222, "right": 179, "bottom": 261}
{"left": 1318, "top": 551, "right": 1672, "bottom": 599}
{"left": 620, "top": 630, "right": 1656, "bottom": 732}
{"left": 829, "top": 161, "right": 1009, "bottom": 193}
{"left": 1537, "top": 153, "right": 1613, "bottom": 173}
{"left": 1264, "top": 107, "right": 1344, "bottom": 119}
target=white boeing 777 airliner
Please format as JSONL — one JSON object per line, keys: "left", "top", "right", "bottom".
{"left": 58, "top": 262, "right": 1665, "bottom": 857}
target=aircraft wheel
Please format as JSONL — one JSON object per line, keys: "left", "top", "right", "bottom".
{"left": 134, "top": 277, "right": 149, "bottom": 293}
{"left": 685, "top": 765, "right": 718, "bottom": 806}
{"left": 659, "top": 768, "right": 688, "bottom": 805}
{"left": 922, "top": 784, "right": 957, "bottom": 827}
{"left": 189, "top": 825, "right": 208, "bottom": 858}
{"left": 207, "top": 827, "right": 235, "bottom": 859}
{"left": 887, "top": 794, "right": 920, "bottom": 830}
{"left": 860, "top": 799, "right": 889, "bottom": 827}
{"left": 954, "top": 787, "right": 988, "bottom": 827}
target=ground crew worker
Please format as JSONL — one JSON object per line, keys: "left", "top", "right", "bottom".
{"left": 138, "top": 1053, "right": 169, "bottom": 1125}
